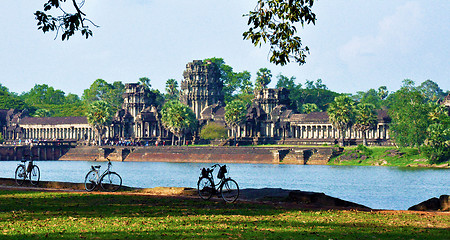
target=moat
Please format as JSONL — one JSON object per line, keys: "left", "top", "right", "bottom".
{"left": 0, "top": 160, "right": 448, "bottom": 210}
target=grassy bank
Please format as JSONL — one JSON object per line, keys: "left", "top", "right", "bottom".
{"left": 0, "top": 190, "right": 449, "bottom": 239}
{"left": 329, "top": 146, "right": 449, "bottom": 167}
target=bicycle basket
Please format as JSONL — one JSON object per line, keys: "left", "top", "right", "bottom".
{"left": 217, "top": 165, "right": 227, "bottom": 179}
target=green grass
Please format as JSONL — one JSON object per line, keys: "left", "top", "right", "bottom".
{"left": 0, "top": 190, "right": 449, "bottom": 239}
{"left": 328, "top": 146, "right": 449, "bottom": 167}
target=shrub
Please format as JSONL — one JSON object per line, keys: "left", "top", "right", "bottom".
{"left": 199, "top": 122, "right": 228, "bottom": 140}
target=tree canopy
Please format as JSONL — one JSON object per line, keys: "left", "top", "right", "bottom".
{"left": 35, "top": 1, "right": 316, "bottom": 66}
{"left": 327, "top": 95, "right": 356, "bottom": 146}
{"left": 161, "top": 100, "right": 197, "bottom": 145}
{"left": 86, "top": 100, "right": 113, "bottom": 145}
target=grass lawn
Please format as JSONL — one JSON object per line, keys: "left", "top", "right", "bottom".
{"left": 0, "top": 190, "right": 449, "bottom": 239}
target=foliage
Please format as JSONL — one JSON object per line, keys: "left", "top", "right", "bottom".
{"left": 388, "top": 80, "right": 431, "bottom": 148}
{"left": 276, "top": 74, "right": 296, "bottom": 90}
{"left": 224, "top": 99, "right": 248, "bottom": 130}
{"left": 327, "top": 95, "right": 356, "bottom": 146}
{"left": 244, "top": 0, "right": 316, "bottom": 65}
{"left": 165, "top": 79, "right": 179, "bottom": 101}
{"left": 34, "top": 0, "right": 97, "bottom": 40}
{"left": 199, "top": 122, "right": 228, "bottom": 140}
{"left": 0, "top": 89, "right": 28, "bottom": 111}
{"left": 301, "top": 103, "right": 319, "bottom": 114}
{"left": 82, "top": 79, "right": 125, "bottom": 112}
{"left": 422, "top": 103, "right": 450, "bottom": 163}
{"left": 20, "top": 84, "right": 66, "bottom": 105}
{"left": 354, "top": 103, "right": 378, "bottom": 146}
{"left": 377, "top": 86, "right": 389, "bottom": 100}
{"left": 0, "top": 132, "right": 3, "bottom": 143}
{"left": 161, "top": 100, "right": 197, "bottom": 141}
{"left": 360, "top": 89, "right": 383, "bottom": 109}
{"left": 33, "top": 109, "right": 52, "bottom": 117}
{"left": 204, "top": 58, "right": 250, "bottom": 102}
{"left": 0, "top": 191, "right": 449, "bottom": 239}
{"left": 239, "top": 71, "right": 253, "bottom": 94}
{"left": 418, "top": 79, "right": 446, "bottom": 101}
{"left": 255, "top": 68, "right": 272, "bottom": 91}
{"left": 86, "top": 100, "right": 113, "bottom": 145}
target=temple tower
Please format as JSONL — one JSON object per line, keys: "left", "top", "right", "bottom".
{"left": 122, "top": 83, "right": 150, "bottom": 119}
{"left": 180, "top": 60, "right": 223, "bottom": 119}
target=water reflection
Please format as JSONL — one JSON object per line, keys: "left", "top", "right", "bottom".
{"left": 0, "top": 160, "right": 448, "bottom": 210}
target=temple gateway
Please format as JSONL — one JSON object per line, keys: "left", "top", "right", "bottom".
{"left": 1, "top": 60, "right": 392, "bottom": 146}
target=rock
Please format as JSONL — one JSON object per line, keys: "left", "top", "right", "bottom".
{"left": 408, "top": 196, "right": 450, "bottom": 211}
{"left": 440, "top": 195, "right": 450, "bottom": 211}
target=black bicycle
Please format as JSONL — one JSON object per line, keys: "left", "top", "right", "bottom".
{"left": 15, "top": 160, "right": 40, "bottom": 186}
{"left": 197, "top": 164, "right": 239, "bottom": 203}
{"left": 84, "top": 160, "right": 122, "bottom": 192}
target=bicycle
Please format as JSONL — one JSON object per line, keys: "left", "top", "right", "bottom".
{"left": 197, "top": 164, "right": 239, "bottom": 203}
{"left": 15, "top": 160, "right": 40, "bottom": 186}
{"left": 84, "top": 160, "right": 122, "bottom": 192}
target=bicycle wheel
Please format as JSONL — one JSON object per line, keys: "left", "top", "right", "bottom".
{"left": 197, "top": 177, "right": 214, "bottom": 200}
{"left": 220, "top": 179, "right": 239, "bottom": 203}
{"left": 100, "top": 172, "right": 122, "bottom": 192}
{"left": 15, "top": 165, "right": 26, "bottom": 186}
{"left": 29, "top": 165, "right": 40, "bottom": 186}
{"left": 84, "top": 170, "right": 99, "bottom": 192}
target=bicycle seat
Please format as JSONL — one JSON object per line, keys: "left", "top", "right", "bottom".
{"left": 20, "top": 160, "right": 27, "bottom": 163}
{"left": 93, "top": 165, "right": 101, "bottom": 169}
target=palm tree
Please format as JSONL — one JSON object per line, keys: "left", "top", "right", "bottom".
{"left": 165, "top": 79, "right": 179, "bottom": 100}
{"left": 327, "top": 95, "right": 356, "bottom": 146}
{"left": 161, "top": 100, "right": 197, "bottom": 145}
{"left": 354, "top": 103, "right": 378, "bottom": 146}
{"left": 86, "top": 100, "right": 113, "bottom": 146}
{"left": 255, "top": 68, "right": 272, "bottom": 91}
{"left": 224, "top": 99, "right": 247, "bottom": 145}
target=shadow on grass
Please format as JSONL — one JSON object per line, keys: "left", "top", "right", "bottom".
{"left": 0, "top": 190, "right": 448, "bottom": 240}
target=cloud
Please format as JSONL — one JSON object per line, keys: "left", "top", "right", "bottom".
{"left": 339, "top": 1, "right": 423, "bottom": 65}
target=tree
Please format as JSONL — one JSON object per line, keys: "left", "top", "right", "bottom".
{"left": 255, "top": 68, "right": 272, "bottom": 91}
{"left": 33, "top": 109, "right": 52, "bottom": 118}
{"left": 82, "top": 79, "right": 125, "bottom": 111}
{"left": 423, "top": 103, "right": 450, "bottom": 163}
{"left": 360, "top": 89, "right": 382, "bottom": 109}
{"left": 204, "top": 57, "right": 246, "bottom": 101}
{"left": 35, "top": 0, "right": 97, "bottom": 40}
{"left": 0, "top": 87, "right": 28, "bottom": 111}
{"left": 302, "top": 103, "right": 319, "bottom": 114}
{"left": 224, "top": 99, "right": 247, "bottom": 145}
{"left": 237, "top": 71, "right": 252, "bottom": 95}
{"left": 327, "top": 95, "right": 356, "bottom": 146}
{"left": 354, "top": 103, "right": 378, "bottom": 146}
{"left": 86, "top": 100, "right": 113, "bottom": 146}
{"left": 20, "top": 84, "right": 66, "bottom": 105}
{"left": 276, "top": 74, "right": 296, "bottom": 90}
{"left": 165, "top": 79, "right": 179, "bottom": 101}
{"left": 418, "top": 80, "right": 446, "bottom": 101}
{"left": 199, "top": 122, "right": 228, "bottom": 141}
{"left": 244, "top": 0, "right": 316, "bottom": 65}
{"left": 161, "top": 100, "right": 197, "bottom": 145}
{"left": 377, "top": 86, "right": 388, "bottom": 100}
{"left": 388, "top": 79, "right": 431, "bottom": 149}
{"left": 36, "top": 1, "right": 316, "bottom": 66}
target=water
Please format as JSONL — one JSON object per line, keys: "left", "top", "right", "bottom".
{"left": 1, "top": 160, "right": 448, "bottom": 210}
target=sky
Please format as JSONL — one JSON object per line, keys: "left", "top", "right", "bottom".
{"left": 1, "top": 0, "right": 449, "bottom": 97}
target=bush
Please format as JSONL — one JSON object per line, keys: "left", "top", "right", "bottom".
{"left": 355, "top": 144, "right": 373, "bottom": 156}
{"left": 199, "top": 122, "right": 228, "bottom": 140}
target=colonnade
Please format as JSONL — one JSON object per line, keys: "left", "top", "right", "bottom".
{"left": 21, "top": 126, "right": 94, "bottom": 141}
{"left": 289, "top": 123, "right": 390, "bottom": 140}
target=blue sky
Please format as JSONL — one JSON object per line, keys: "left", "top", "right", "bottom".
{"left": 1, "top": 1, "right": 449, "bottom": 96}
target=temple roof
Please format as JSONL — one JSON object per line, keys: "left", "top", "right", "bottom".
{"left": 19, "top": 116, "right": 88, "bottom": 125}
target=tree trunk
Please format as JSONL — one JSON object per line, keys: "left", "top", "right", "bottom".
{"left": 341, "top": 129, "right": 346, "bottom": 147}
{"left": 171, "top": 134, "right": 174, "bottom": 146}
{"left": 363, "top": 131, "right": 367, "bottom": 146}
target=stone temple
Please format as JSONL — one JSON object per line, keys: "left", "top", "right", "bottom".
{"left": 2, "top": 60, "right": 393, "bottom": 146}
